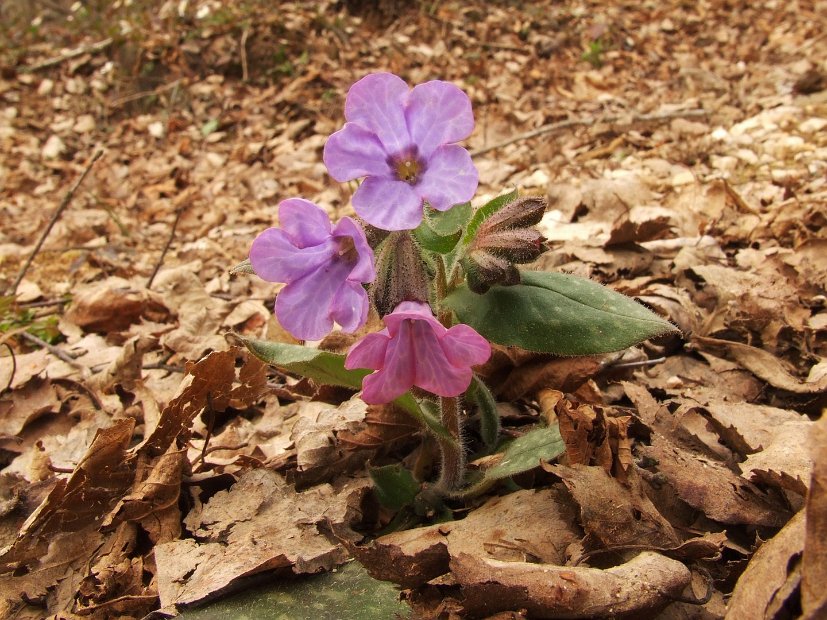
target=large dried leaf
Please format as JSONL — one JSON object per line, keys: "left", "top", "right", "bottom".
{"left": 727, "top": 511, "right": 804, "bottom": 620}
{"left": 155, "top": 468, "right": 370, "bottom": 608}
{"left": 803, "top": 415, "right": 827, "bottom": 618}
{"left": 639, "top": 435, "right": 790, "bottom": 527}
{"left": 349, "top": 487, "right": 580, "bottom": 589}
{"left": 551, "top": 464, "right": 680, "bottom": 550}
{"left": 452, "top": 551, "right": 691, "bottom": 619}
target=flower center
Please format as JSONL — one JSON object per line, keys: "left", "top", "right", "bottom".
{"left": 390, "top": 148, "right": 425, "bottom": 185}
{"left": 395, "top": 159, "right": 420, "bottom": 184}
{"left": 335, "top": 235, "right": 359, "bottom": 264}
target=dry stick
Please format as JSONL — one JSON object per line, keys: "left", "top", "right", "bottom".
{"left": 240, "top": 26, "right": 250, "bottom": 82}
{"left": 18, "top": 332, "right": 91, "bottom": 378}
{"left": 108, "top": 79, "right": 183, "bottom": 109}
{"left": 470, "top": 108, "right": 708, "bottom": 158}
{"left": 9, "top": 150, "right": 103, "bottom": 297}
{"left": 146, "top": 207, "right": 183, "bottom": 289}
{"left": 23, "top": 37, "right": 113, "bottom": 73}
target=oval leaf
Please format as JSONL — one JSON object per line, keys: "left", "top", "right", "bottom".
{"left": 237, "top": 336, "right": 455, "bottom": 443}
{"left": 443, "top": 270, "right": 679, "bottom": 355}
{"left": 368, "top": 463, "right": 420, "bottom": 511}
{"left": 482, "top": 424, "right": 565, "bottom": 482}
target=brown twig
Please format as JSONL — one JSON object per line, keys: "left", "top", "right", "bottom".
{"left": 470, "top": 108, "right": 708, "bottom": 158}
{"left": 108, "top": 79, "right": 183, "bottom": 109}
{"left": 22, "top": 37, "right": 114, "bottom": 73}
{"left": 147, "top": 207, "right": 183, "bottom": 290}
{"left": 18, "top": 332, "right": 92, "bottom": 378}
{"left": 240, "top": 26, "right": 250, "bottom": 82}
{"left": 8, "top": 150, "right": 103, "bottom": 297}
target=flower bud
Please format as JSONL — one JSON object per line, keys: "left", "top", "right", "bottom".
{"left": 371, "top": 231, "right": 430, "bottom": 316}
{"left": 462, "top": 196, "right": 548, "bottom": 294}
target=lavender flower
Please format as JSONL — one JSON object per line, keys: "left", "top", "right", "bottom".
{"left": 250, "top": 198, "right": 375, "bottom": 340}
{"left": 323, "top": 72, "right": 479, "bottom": 231}
{"left": 344, "top": 301, "right": 491, "bottom": 404}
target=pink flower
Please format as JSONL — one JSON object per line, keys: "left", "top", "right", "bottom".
{"left": 323, "top": 72, "right": 478, "bottom": 231}
{"left": 345, "top": 301, "right": 491, "bottom": 404}
{"left": 250, "top": 198, "right": 375, "bottom": 340}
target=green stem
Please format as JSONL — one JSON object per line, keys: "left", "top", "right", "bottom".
{"left": 435, "top": 395, "right": 465, "bottom": 493}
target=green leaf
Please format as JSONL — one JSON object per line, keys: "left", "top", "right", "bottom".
{"left": 467, "top": 375, "right": 499, "bottom": 448}
{"left": 443, "top": 270, "right": 679, "bottom": 355}
{"left": 461, "top": 189, "right": 518, "bottom": 246}
{"left": 368, "top": 463, "right": 420, "bottom": 510}
{"left": 415, "top": 203, "right": 472, "bottom": 254}
{"left": 237, "top": 336, "right": 456, "bottom": 444}
{"left": 413, "top": 219, "right": 463, "bottom": 254}
{"left": 241, "top": 337, "right": 369, "bottom": 389}
{"left": 482, "top": 424, "right": 565, "bottom": 482}
{"left": 200, "top": 118, "right": 220, "bottom": 136}
{"left": 425, "top": 201, "right": 472, "bottom": 235}
{"left": 178, "top": 560, "right": 411, "bottom": 620}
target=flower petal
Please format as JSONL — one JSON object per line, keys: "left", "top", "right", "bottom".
{"left": 417, "top": 145, "right": 478, "bottom": 211}
{"left": 353, "top": 175, "right": 424, "bottom": 231}
{"left": 345, "top": 330, "right": 390, "bottom": 371}
{"left": 410, "top": 319, "right": 472, "bottom": 396}
{"left": 274, "top": 259, "right": 351, "bottom": 340}
{"left": 332, "top": 217, "right": 376, "bottom": 283}
{"left": 383, "top": 301, "right": 443, "bottom": 338}
{"left": 323, "top": 123, "right": 391, "bottom": 182}
{"left": 345, "top": 73, "right": 411, "bottom": 155}
{"left": 442, "top": 324, "right": 492, "bottom": 368}
{"left": 249, "top": 228, "right": 334, "bottom": 283}
{"left": 278, "top": 198, "right": 332, "bottom": 247}
{"left": 330, "top": 280, "right": 370, "bottom": 333}
{"left": 406, "top": 80, "right": 474, "bottom": 158}
{"left": 360, "top": 321, "right": 416, "bottom": 403}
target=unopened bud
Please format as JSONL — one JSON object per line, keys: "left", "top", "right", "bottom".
{"left": 462, "top": 196, "right": 548, "bottom": 294}
{"left": 371, "top": 231, "right": 430, "bottom": 316}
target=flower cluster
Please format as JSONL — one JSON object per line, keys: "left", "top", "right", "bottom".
{"left": 249, "top": 72, "right": 506, "bottom": 403}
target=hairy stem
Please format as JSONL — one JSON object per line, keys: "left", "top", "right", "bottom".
{"left": 435, "top": 395, "right": 465, "bottom": 493}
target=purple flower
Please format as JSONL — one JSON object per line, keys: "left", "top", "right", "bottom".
{"left": 323, "top": 72, "right": 479, "bottom": 231}
{"left": 250, "top": 198, "right": 375, "bottom": 340}
{"left": 345, "top": 301, "right": 491, "bottom": 404}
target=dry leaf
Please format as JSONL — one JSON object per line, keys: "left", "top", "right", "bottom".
{"left": 726, "top": 511, "right": 804, "bottom": 620}
{"left": 154, "top": 468, "right": 370, "bottom": 608}
{"left": 802, "top": 414, "right": 827, "bottom": 618}
{"left": 349, "top": 487, "right": 580, "bottom": 589}
{"left": 452, "top": 551, "right": 691, "bottom": 619}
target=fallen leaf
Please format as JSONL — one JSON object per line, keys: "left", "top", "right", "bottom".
{"left": 692, "top": 335, "right": 827, "bottom": 394}
{"left": 349, "top": 487, "right": 580, "bottom": 589}
{"left": 0, "top": 377, "right": 60, "bottom": 436}
{"left": 727, "top": 511, "right": 804, "bottom": 620}
{"left": 452, "top": 551, "right": 691, "bottom": 619}
{"left": 154, "top": 468, "right": 370, "bottom": 608}
{"left": 551, "top": 464, "right": 680, "bottom": 550}
{"left": 802, "top": 414, "right": 827, "bottom": 618}
{"left": 639, "top": 435, "right": 790, "bottom": 527}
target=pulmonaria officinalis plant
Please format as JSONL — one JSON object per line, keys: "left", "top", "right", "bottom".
{"left": 238, "top": 71, "right": 678, "bottom": 507}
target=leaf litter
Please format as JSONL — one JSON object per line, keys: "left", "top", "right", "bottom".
{"left": 0, "top": 0, "right": 825, "bottom": 618}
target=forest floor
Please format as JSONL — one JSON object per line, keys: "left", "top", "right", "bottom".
{"left": 0, "top": 1, "right": 825, "bottom": 618}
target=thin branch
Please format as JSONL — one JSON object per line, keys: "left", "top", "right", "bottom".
{"left": 23, "top": 38, "right": 113, "bottom": 73}
{"left": 240, "top": 26, "right": 250, "bottom": 82}
{"left": 470, "top": 108, "right": 708, "bottom": 158}
{"left": 108, "top": 79, "right": 183, "bottom": 109}
{"left": 9, "top": 150, "right": 103, "bottom": 297}
{"left": 18, "top": 332, "right": 91, "bottom": 378}
{"left": 147, "top": 207, "right": 183, "bottom": 289}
